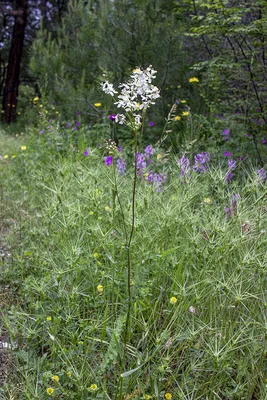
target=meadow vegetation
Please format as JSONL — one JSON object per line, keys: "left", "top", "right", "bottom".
{"left": 1, "top": 1, "right": 267, "bottom": 399}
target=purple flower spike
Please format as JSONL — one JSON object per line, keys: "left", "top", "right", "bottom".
{"left": 77, "top": 112, "right": 81, "bottom": 116}
{"left": 109, "top": 114, "right": 117, "bottom": 121}
{"left": 76, "top": 121, "right": 81, "bottom": 127}
{"left": 148, "top": 121, "right": 155, "bottom": 127}
{"left": 84, "top": 149, "right": 89, "bottom": 156}
{"left": 225, "top": 171, "right": 234, "bottom": 181}
{"left": 222, "top": 129, "right": 230, "bottom": 140}
{"left": 118, "top": 146, "right": 123, "bottom": 153}
{"left": 104, "top": 156, "right": 113, "bottom": 166}
{"left": 65, "top": 123, "right": 71, "bottom": 128}
{"left": 224, "top": 151, "right": 232, "bottom": 157}
{"left": 117, "top": 158, "right": 126, "bottom": 175}
{"left": 257, "top": 168, "right": 267, "bottom": 183}
{"left": 228, "top": 159, "right": 237, "bottom": 170}
{"left": 262, "top": 138, "right": 267, "bottom": 145}
{"left": 39, "top": 129, "right": 44, "bottom": 135}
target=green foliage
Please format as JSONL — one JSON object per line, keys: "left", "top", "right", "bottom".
{"left": 1, "top": 123, "right": 267, "bottom": 398}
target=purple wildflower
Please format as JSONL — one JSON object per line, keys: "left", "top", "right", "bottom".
{"left": 39, "top": 129, "right": 44, "bottom": 135}
{"left": 116, "top": 158, "right": 126, "bottom": 175}
{"left": 262, "top": 138, "right": 267, "bottom": 145}
{"left": 73, "top": 127, "right": 77, "bottom": 131}
{"left": 222, "top": 129, "right": 230, "bottom": 140}
{"left": 135, "top": 152, "right": 147, "bottom": 176}
{"left": 76, "top": 121, "right": 81, "bottom": 127}
{"left": 193, "top": 152, "right": 210, "bottom": 173}
{"left": 228, "top": 159, "right": 236, "bottom": 170}
{"left": 65, "top": 123, "right": 71, "bottom": 128}
{"left": 177, "top": 155, "right": 190, "bottom": 177}
{"left": 257, "top": 168, "right": 267, "bottom": 183}
{"left": 77, "top": 112, "right": 81, "bottom": 116}
{"left": 144, "top": 145, "right": 154, "bottom": 160}
{"left": 244, "top": 133, "right": 249, "bottom": 137}
{"left": 104, "top": 156, "right": 113, "bottom": 166}
{"left": 146, "top": 171, "right": 167, "bottom": 192}
{"left": 109, "top": 114, "right": 117, "bottom": 121}
{"left": 118, "top": 146, "right": 123, "bottom": 153}
{"left": 224, "top": 151, "right": 232, "bottom": 157}
{"left": 148, "top": 121, "right": 155, "bottom": 127}
{"left": 225, "top": 171, "right": 234, "bottom": 182}
{"left": 84, "top": 149, "right": 89, "bottom": 156}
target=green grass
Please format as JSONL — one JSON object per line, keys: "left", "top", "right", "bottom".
{"left": 1, "top": 126, "right": 267, "bottom": 400}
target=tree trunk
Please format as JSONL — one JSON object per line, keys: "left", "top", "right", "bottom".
{"left": 2, "top": 0, "right": 28, "bottom": 124}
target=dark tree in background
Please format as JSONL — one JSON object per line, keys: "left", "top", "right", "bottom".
{"left": 2, "top": 0, "right": 28, "bottom": 124}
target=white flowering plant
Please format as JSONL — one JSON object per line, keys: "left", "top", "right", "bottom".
{"left": 101, "top": 65, "right": 160, "bottom": 131}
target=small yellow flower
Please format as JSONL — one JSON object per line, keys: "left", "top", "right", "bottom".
{"left": 21, "top": 146, "right": 27, "bottom": 151}
{"left": 174, "top": 116, "right": 181, "bottom": 121}
{"left": 17, "top": 111, "right": 21, "bottom": 115}
{"left": 16, "top": 134, "right": 19, "bottom": 137}
{"left": 157, "top": 154, "right": 163, "bottom": 160}
{"left": 39, "top": 104, "right": 43, "bottom": 108}
{"left": 21, "top": 132, "right": 24, "bottom": 135}
{"left": 204, "top": 197, "right": 212, "bottom": 204}
{"left": 165, "top": 393, "right": 172, "bottom": 400}
{"left": 93, "top": 252, "right": 99, "bottom": 258}
{"left": 177, "top": 85, "right": 181, "bottom": 88}
{"left": 182, "top": 111, "right": 189, "bottom": 116}
{"left": 3, "top": 155, "right": 8, "bottom": 159}
{"left": 89, "top": 211, "right": 94, "bottom": 215}
{"left": 52, "top": 106, "right": 55, "bottom": 110}
{"left": 11, "top": 155, "right": 16, "bottom": 158}
{"left": 94, "top": 102, "right": 102, "bottom": 107}
{"left": 56, "top": 111, "right": 59, "bottom": 114}
{"left": 67, "top": 371, "right": 72, "bottom": 377}
{"left": 105, "top": 206, "right": 111, "bottom": 212}
{"left": 33, "top": 97, "right": 39, "bottom": 101}
{"left": 46, "top": 316, "right": 52, "bottom": 321}
{"left": 145, "top": 395, "right": 152, "bottom": 399}
{"left": 189, "top": 77, "right": 199, "bottom": 83}
{"left": 97, "top": 261, "right": 102, "bottom": 266}
{"left": 181, "top": 100, "right": 186, "bottom": 103}
{"left": 170, "top": 297, "right": 177, "bottom": 305}
{"left": 97, "top": 285, "right": 103, "bottom": 295}
{"left": 52, "top": 375, "right": 59, "bottom": 383}
{"left": 46, "top": 387, "right": 54, "bottom": 396}
{"left": 90, "top": 384, "right": 98, "bottom": 391}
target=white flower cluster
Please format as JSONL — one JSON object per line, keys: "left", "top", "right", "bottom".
{"left": 101, "top": 65, "right": 160, "bottom": 129}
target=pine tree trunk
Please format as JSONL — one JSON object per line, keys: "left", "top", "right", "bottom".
{"left": 2, "top": 0, "right": 28, "bottom": 124}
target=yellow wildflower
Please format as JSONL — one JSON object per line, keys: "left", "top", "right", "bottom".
{"left": 97, "top": 285, "right": 103, "bottom": 295}
{"left": 157, "top": 154, "right": 163, "bottom": 160}
{"left": 11, "top": 155, "right": 16, "bottom": 158}
{"left": 94, "top": 102, "right": 102, "bottom": 107}
{"left": 177, "top": 85, "right": 181, "bottom": 88}
{"left": 21, "top": 132, "right": 24, "bottom": 135}
{"left": 182, "top": 111, "right": 189, "bottom": 116}
{"left": 89, "top": 211, "right": 94, "bottom": 215}
{"left": 90, "top": 384, "right": 98, "bottom": 391}
{"left": 21, "top": 146, "right": 27, "bottom": 151}
{"left": 52, "top": 375, "right": 59, "bottom": 383}
{"left": 105, "top": 206, "right": 111, "bottom": 212}
{"left": 3, "top": 155, "right": 8, "bottom": 159}
{"left": 165, "top": 394, "right": 172, "bottom": 400}
{"left": 204, "top": 198, "right": 212, "bottom": 204}
{"left": 181, "top": 100, "right": 186, "bottom": 103}
{"left": 97, "top": 261, "right": 102, "bottom": 266}
{"left": 170, "top": 297, "right": 177, "bottom": 305}
{"left": 67, "top": 371, "right": 72, "bottom": 377}
{"left": 189, "top": 77, "right": 199, "bottom": 83}
{"left": 17, "top": 111, "right": 21, "bottom": 115}
{"left": 33, "top": 97, "right": 39, "bottom": 101}
{"left": 145, "top": 395, "right": 152, "bottom": 399}
{"left": 93, "top": 252, "right": 99, "bottom": 258}
{"left": 174, "top": 116, "right": 181, "bottom": 121}
{"left": 46, "top": 388, "right": 54, "bottom": 396}
{"left": 39, "top": 104, "right": 43, "bottom": 108}
{"left": 46, "top": 316, "right": 52, "bottom": 321}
